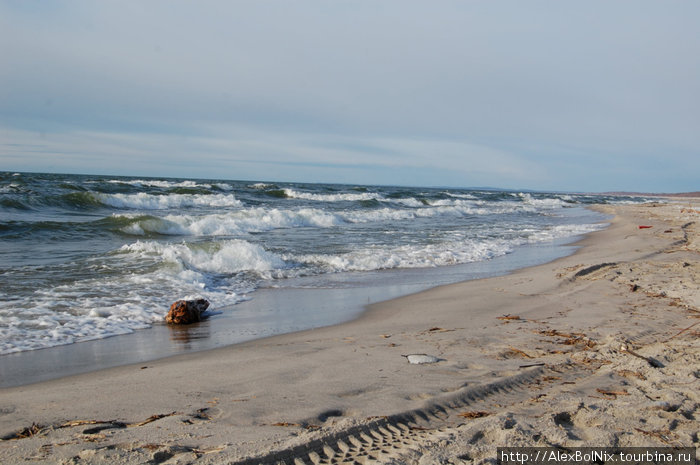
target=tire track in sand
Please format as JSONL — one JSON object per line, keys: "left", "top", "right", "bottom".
{"left": 232, "top": 361, "right": 592, "bottom": 465}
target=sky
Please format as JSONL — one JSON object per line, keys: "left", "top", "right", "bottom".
{"left": 1, "top": 1, "right": 698, "bottom": 192}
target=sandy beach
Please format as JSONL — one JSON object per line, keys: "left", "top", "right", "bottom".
{"left": 1, "top": 201, "right": 698, "bottom": 464}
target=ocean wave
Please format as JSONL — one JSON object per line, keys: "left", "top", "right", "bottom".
{"left": 293, "top": 238, "right": 514, "bottom": 272}
{"left": 114, "top": 207, "right": 345, "bottom": 236}
{"left": 0, "top": 197, "right": 33, "bottom": 210}
{"left": 517, "top": 192, "right": 571, "bottom": 208}
{"left": 109, "top": 214, "right": 184, "bottom": 236}
{"left": 98, "top": 192, "right": 243, "bottom": 210}
{"left": 0, "top": 219, "right": 90, "bottom": 238}
{"left": 117, "top": 221, "right": 602, "bottom": 281}
{"left": 61, "top": 192, "right": 105, "bottom": 209}
{"left": 391, "top": 197, "right": 428, "bottom": 207}
{"left": 113, "top": 200, "right": 535, "bottom": 237}
{"left": 1, "top": 235, "right": 291, "bottom": 353}
{"left": 118, "top": 239, "right": 295, "bottom": 286}
{"left": 0, "top": 248, "right": 250, "bottom": 355}
{"left": 283, "top": 188, "right": 383, "bottom": 202}
{"left": 122, "top": 221, "right": 606, "bottom": 280}
{"left": 249, "top": 182, "right": 276, "bottom": 189}
{"left": 0, "top": 286, "right": 247, "bottom": 354}
{"left": 3, "top": 190, "right": 243, "bottom": 212}
{"left": 446, "top": 192, "right": 478, "bottom": 200}
{"left": 214, "top": 183, "right": 233, "bottom": 191}
{"left": 106, "top": 179, "right": 212, "bottom": 189}
{"left": 113, "top": 202, "right": 506, "bottom": 237}
{"left": 527, "top": 222, "right": 607, "bottom": 242}
{"left": 281, "top": 188, "right": 431, "bottom": 208}
{"left": 291, "top": 221, "right": 606, "bottom": 274}
{"left": 0, "top": 183, "right": 26, "bottom": 194}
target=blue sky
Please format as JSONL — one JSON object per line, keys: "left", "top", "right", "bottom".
{"left": 1, "top": 1, "right": 698, "bottom": 192}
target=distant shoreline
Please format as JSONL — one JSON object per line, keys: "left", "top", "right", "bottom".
{"left": 598, "top": 191, "right": 700, "bottom": 198}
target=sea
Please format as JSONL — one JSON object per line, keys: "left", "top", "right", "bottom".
{"left": 0, "top": 172, "right": 648, "bottom": 383}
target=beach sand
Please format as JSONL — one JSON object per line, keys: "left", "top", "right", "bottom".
{"left": 1, "top": 202, "right": 698, "bottom": 464}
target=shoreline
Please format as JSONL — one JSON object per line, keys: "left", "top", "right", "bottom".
{"left": 1, "top": 202, "right": 698, "bottom": 464}
{"left": 0, "top": 220, "right": 595, "bottom": 388}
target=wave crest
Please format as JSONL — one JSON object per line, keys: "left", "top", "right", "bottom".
{"left": 99, "top": 192, "right": 242, "bottom": 210}
{"left": 120, "top": 239, "right": 288, "bottom": 275}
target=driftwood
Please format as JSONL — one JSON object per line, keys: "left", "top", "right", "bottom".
{"left": 665, "top": 321, "right": 700, "bottom": 342}
{"left": 165, "top": 299, "right": 209, "bottom": 325}
{"left": 540, "top": 329, "right": 595, "bottom": 348}
{"left": 596, "top": 388, "right": 630, "bottom": 398}
{"left": 496, "top": 314, "right": 521, "bottom": 321}
{"left": 458, "top": 411, "right": 491, "bottom": 419}
{"left": 634, "top": 428, "right": 676, "bottom": 444}
{"left": 2, "top": 423, "right": 44, "bottom": 440}
{"left": 2, "top": 412, "right": 178, "bottom": 441}
{"left": 620, "top": 345, "right": 664, "bottom": 368}
{"left": 519, "top": 362, "right": 546, "bottom": 369}
{"left": 616, "top": 369, "right": 646, "bottom": 380}
{"left": 423, "top": 327, "right": 455, "bottom": 333}
{"left": 507, "top": 346, "right": 534, "bottom": 358}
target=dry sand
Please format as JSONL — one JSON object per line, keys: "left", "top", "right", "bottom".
{"left": 1, "top": 202, "right": 698, "bottom": 464}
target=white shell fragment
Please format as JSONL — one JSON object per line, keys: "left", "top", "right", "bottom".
{"left": 404, "top": 354, "right": 440, "bottom": 364}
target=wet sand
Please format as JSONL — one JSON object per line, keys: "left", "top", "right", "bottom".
{"left": 0, "top": 201, "right": 698, "bottom": 464}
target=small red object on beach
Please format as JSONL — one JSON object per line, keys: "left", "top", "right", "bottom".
{"left": 638, "top": 225, "right": 653, "bottom": 229}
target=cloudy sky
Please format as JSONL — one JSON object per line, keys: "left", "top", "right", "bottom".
{"left": 1, "top": 1, "right": 698, "bottom": 192}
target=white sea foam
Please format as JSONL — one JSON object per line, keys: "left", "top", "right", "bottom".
{"left": 0, "top": 184, "right": 19, "bottom": 193}
{"left": 283, "top": 188, "right": 382, "bottom": 202}
{"left": 117, "top": 207, "right": 345, "bottom": 236}
{"left": 122, "top": 221, "right": 602, "bottom": 281}
{"left": 107, "top": 179, "right": 211, "bottom": 189}
{"left": 0, "top": 241, "right": 260, "bottom": 354}
{"left": 117, "top": 204, "right": 491, "bottom": 237}
{"left": 527, "top": 222, "right": 607, "bottom": 242}
{"left": 293, "top": 238, "right": 515, "bottom": 272}
{"left": 289, "top": 221, "right": 605, "bottom": 274}
{"left": 391, "top": 197, "right": 426, "bottom": 207}
{"left": 214, "top": 183, "right": 233, "bottom": 191}
{"left": 517, "top": 192, "right": 569, "bottom": 209}
{"left": 99, "top": 192, "right": 242, "bottom": 210}
{"left": 116, "top": 199, "right": 552, "bottom": 237}
{"left": 121, "top": 239, "right": 288, "bottom": 276}
{"left": 0, "top": 275, "right": 243, "bottom": 355}
{"left": 282, "top": 189, "right": 432, "bottom": 208}
{"left": 446, "top": 192, "right": 478, "bottom": 200}
{"left": 362, "top": 204, "right": 470, "bottom": 221}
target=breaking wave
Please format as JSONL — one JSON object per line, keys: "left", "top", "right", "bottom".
{"left": 98, "top": 192, "right": 243, "bottom": 210}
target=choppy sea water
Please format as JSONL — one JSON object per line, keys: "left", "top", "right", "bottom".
{"left": 0, "top": 172, "right": 646, "bottom": 355}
